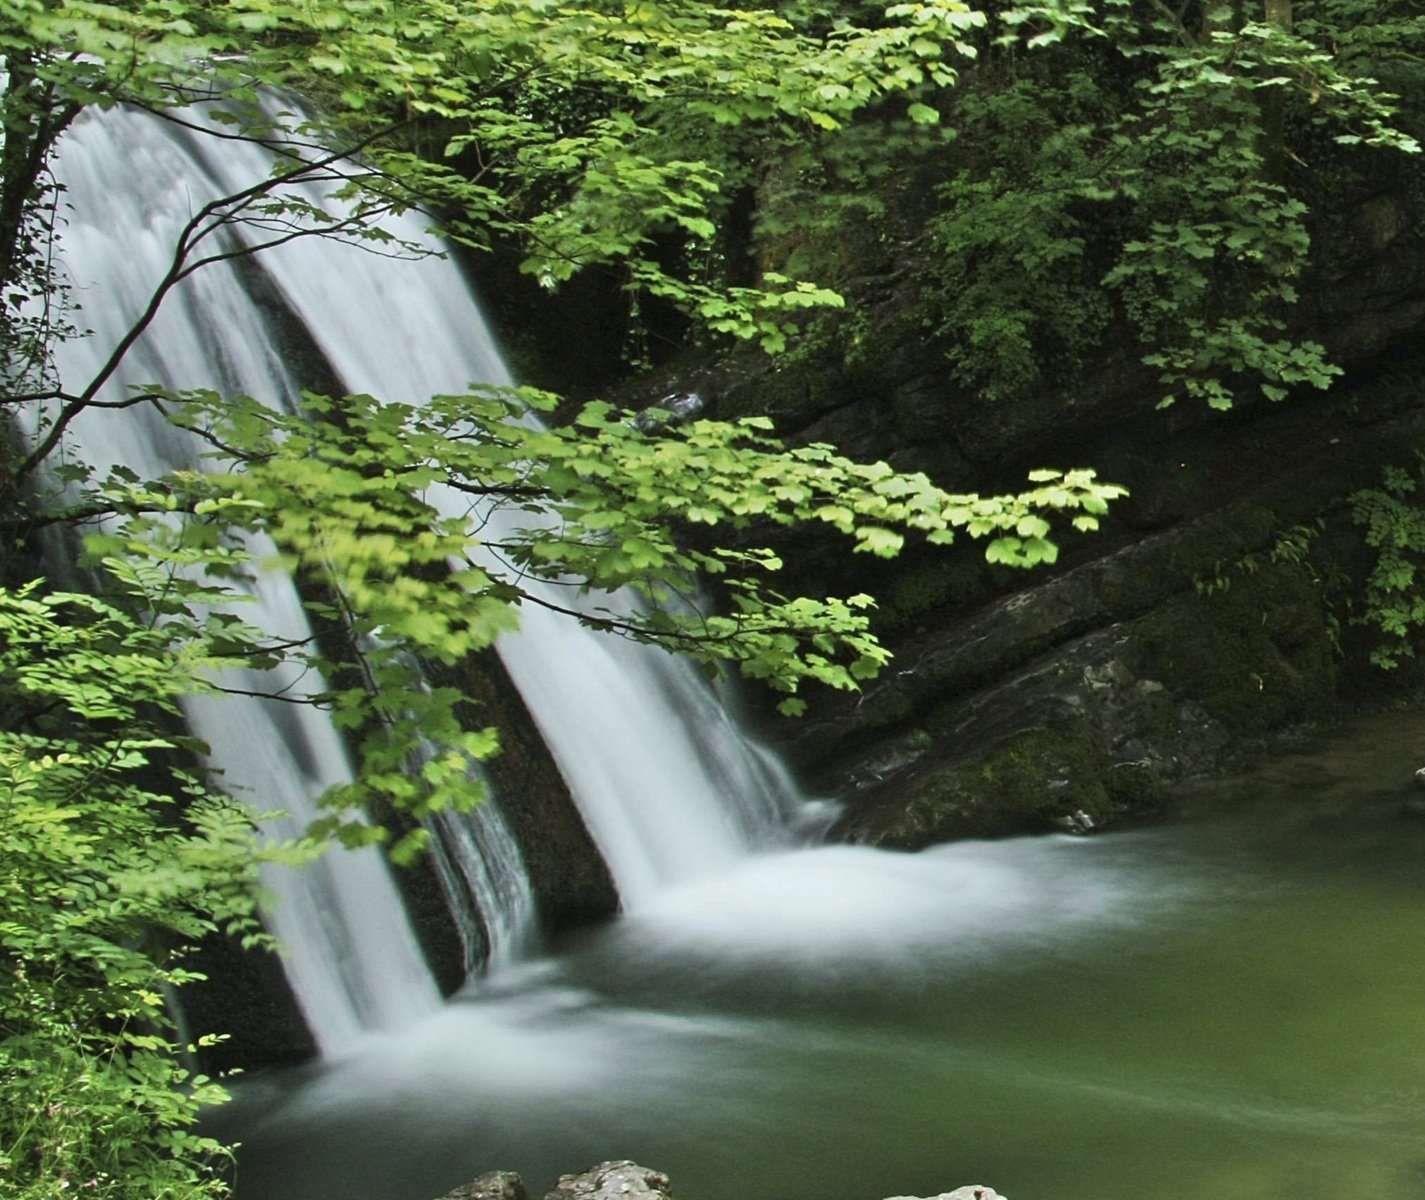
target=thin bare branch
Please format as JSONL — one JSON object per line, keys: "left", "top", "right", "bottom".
{"left": 1143, "top": 0, "right": 1196, "bottom": 45}
{"left": 15, "top": 137, "right": 412, "bottom": 476}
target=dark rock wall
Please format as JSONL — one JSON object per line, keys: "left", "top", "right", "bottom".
{"left": 182, "top": 934, "right": 318, "bottom": 1074}
{"left": 426, "top": 649, "right": 620, "bottom": 934}
{"left": 604, "top": 183, "right": 1425, "bottom": 847}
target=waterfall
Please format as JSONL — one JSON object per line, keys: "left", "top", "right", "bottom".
{"left": 46, "top": 104, "right": 449, "bottom": 1054}
{"left": 131, "top": 113, "right": 811, "bottom": 910}
{"left": 43, "top": 97, "right": 809, "bottom": 1047}
{"left": 495, "top": 598, "right": 806, "bottom": 909}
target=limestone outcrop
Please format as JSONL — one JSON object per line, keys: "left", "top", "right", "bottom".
{"left": 889, "top": 1191, "right": 1008, "bottom": 1200}
{"left": 435, "top": 1165, "right": 1005, "bottom": 1200}
{"left": 441, "top": 1172, "right": 531, "bottom": 1200}
{"left": 544, "top": 1162, "right": 677, "bottom": 1200}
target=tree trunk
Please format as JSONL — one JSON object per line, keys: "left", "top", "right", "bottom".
{"left": 0, "top": 56, "right": 80, "bottom": 389}
{"left": 1258, "top": 0, "right": 1293, "bottom": 181}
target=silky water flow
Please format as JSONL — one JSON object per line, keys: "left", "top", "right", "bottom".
{"left": 46, "top": 98, "right": 807, "bottom": 1041}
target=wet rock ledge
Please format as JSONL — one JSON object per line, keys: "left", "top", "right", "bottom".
{"left": 436, "top": 1162, "right": 1006, "bottom": 1200}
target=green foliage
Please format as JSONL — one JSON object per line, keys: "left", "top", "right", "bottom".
{"left": 1351, "top": 455, "right": 1425, "bottom": 668}
{"left": 756, "top": 103, "right": 958, "bottom": 286}
{"left": 921, "top": 75, "right": 1113, "bottom": 401}
{"left": 909, "top": 0, "right": 1420, "bottom": 410}
{"left": 0, "top": 0, "right": 1000, "bottom": 366}
{"left": 116, "top": 386, "right": 1122, "bottom": 736}
{"left": 0, "top": 584, "right": 266, "bottom": 1200}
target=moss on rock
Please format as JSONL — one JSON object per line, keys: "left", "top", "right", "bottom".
{"left": 1137, "top": 560, "right": 1337, "bottom": 734}
{"left": 875, "top": 553, "right": 995, "bottom": 635}
{"left": 972, "top": 720, "right": 1116, "bottom": 827}
{"left": 835, "top": 717, "right": 1119, "bottom": 847}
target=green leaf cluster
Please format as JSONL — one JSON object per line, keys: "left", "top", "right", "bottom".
{"left": 0, "top": 0, "right": 1008, "bottom": 379}
{"left": 125, "top": 386, "right": 1124, "bottom": 726}
{"left": 908, "top": 0, "right": 1420, "bottom": 410}
{"left": 1351, "top": 455, "right": 1425, "bottom": 669}
{"left": 0, "top": 584, "right": 266, "bottom": 1200}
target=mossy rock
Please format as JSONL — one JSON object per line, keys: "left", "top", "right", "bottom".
{"left": 1135, "top": 560, "right": 1336, "bottom": 734}
{"left": 837, "top": 716, "right": 1120, "bottom": 847}
{"left": 1160, "top": 504, "right": 1280, "bottom": 583}
{"left": 973, "top": 720, "right": 1115, "bottom": 826}
{"left": 875, "top": 553, "right": 995, "bottom": 634}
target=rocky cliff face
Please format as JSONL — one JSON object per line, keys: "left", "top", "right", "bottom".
{"left": 601, "top": 181, "right": 1425, "bottom": 846}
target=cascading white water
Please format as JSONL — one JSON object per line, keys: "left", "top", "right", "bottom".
{"left": 44, "top": 97, "right": 812, "bottom": 1042}
{"left": 429, "top": 801, "right": 537, "bottom": 971}
{"left": 146, "top": 116, "right": 812, "bottom": 908}
{"left": 494, "top": 596, "right": 807, "bottom": 909}
{"left": 44, "top": 104, "right": 453, "bottom": 1053}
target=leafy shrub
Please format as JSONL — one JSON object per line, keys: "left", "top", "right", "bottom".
{"left": 1351, "top": 456, "right": 1425, "bottom": 668}
{"left": 0, "top": 584, "right": 263, "bottom": 1200}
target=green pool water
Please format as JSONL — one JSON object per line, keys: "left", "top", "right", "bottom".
{"left": 219, "top": 711, "right": 1425, "bottom": 1200}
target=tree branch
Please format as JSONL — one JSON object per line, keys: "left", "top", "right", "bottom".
{"left": 15, "top": 135, "right": 414, "bottom": 477}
